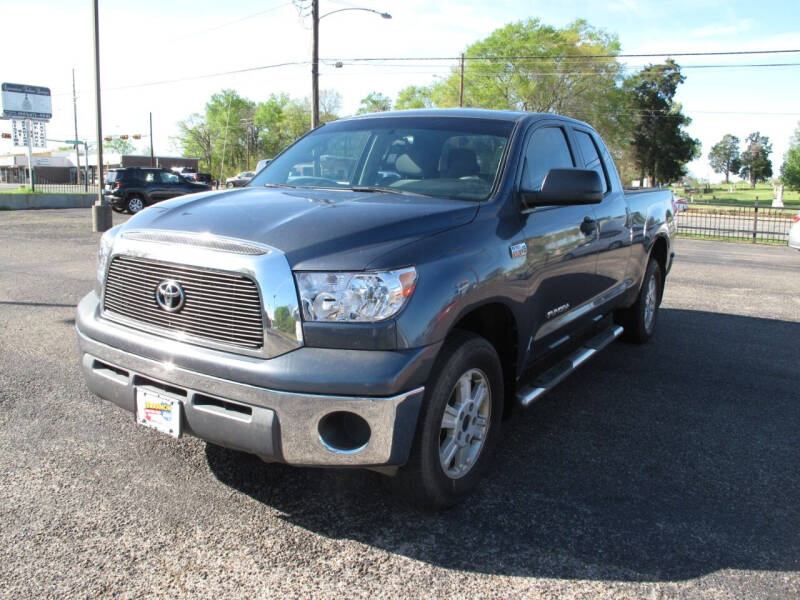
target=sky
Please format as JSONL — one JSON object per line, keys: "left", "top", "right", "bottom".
{"left": 1, "top": 0, "right": 799, "bottom": 182}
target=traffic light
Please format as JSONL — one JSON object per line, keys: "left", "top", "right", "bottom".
{"left": 1, "top": 133, "right": 10, "bottom": 139}
{"left": 132, "top": 134, "right": 141, "bottom": 140}
{"left": 120, "top": 135, "right": 129, "bottom": 140}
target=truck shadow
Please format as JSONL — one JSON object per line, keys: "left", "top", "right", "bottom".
{"left": 205, "top": 308, "right": 800, "bottom": 582}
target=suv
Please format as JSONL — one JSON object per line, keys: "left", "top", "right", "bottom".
{"left": 103, "top": 168, "right": 211, "bottom": 214}
{"left": 225, "top": 171, "right": 256, "bottom": 188}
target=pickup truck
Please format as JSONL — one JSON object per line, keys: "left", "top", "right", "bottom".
{"left": 77, "top": 109, "right": 675, "bottom": 509}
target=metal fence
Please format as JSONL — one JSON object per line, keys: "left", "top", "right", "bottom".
{"left": 676, "top": 201, "right": 796, "bottom": 244}
{"left": 23, "top": 175, "right": 99, "bottom": 195}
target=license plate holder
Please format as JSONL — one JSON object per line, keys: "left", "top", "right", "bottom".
{"left": 135, "top": 388, "right": 182, "bottom": 438}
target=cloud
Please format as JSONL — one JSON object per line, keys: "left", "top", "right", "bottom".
{"left": 690, "top": 20, "right": 754, "bottom": 39}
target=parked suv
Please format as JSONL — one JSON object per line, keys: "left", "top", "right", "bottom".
{"left": 103, "top": 168, "right": 211, "bottom": 214}
{"left": 225, "top": 171, "right": 256, "bottom": 188}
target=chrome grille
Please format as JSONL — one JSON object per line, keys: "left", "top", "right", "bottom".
{"left": 103, "top": 255, "right": 264, "bottom": 349}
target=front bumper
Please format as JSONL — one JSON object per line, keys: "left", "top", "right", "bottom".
{"left": 77, "top": 292, "right": 434, "bottom": 467}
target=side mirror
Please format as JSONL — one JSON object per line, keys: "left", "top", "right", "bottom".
{"left": 522, "top": 168, "right": 603, "bottom": 208}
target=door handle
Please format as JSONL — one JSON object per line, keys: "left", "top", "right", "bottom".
{"left": 580, "top": 216, "right": 597, "bottom": 236}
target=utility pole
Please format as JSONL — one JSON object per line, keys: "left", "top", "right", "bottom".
{"left": 91, "top": 0, "right": 111, "bottom": 232}
{"left": 311, "top": 0, "right": 319, "bottom": 129}
{"left": 459, "top": 53, "right": 465, "bottom": 107}
{"left": 72, "top": 69, "right": 80, "bottom": 186}
{"left": 25, "top": 119, "right": 35, "bottom": 192}
{"left": 240, "top": 117, "right": 253, "bottom": 170}
{"left": 219, "top": 96, "right": 232, "bottom": 186}
{"left": 149, "top": 111, "right": 154, "bottom": 166}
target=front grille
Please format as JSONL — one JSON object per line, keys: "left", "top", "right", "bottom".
{"left": 103, "top": 255, "right": 264, "bottom": 349}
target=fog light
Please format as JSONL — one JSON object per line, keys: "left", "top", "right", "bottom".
{"left": 317, "top": 411, "right": 371, "bottom": 453}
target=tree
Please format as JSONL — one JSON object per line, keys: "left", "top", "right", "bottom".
{"left": 780, "top": 123, "right": 800, "bottom": 191}
{"left": 395, "top": 85, "right": 433, "bottom": 110}
{"left": 626, "top": 60, "right": 700, "bottom": 186}
{"left": 356, "top": 92, "right": 392, "bottom": 114}
{"left": 399, "top": 19, "right": 635, "bottom": 180}
{"left": 319, "top": 89, "right": 342, "bottom": 122}
{"left": 739, "top": 132, "right": 773, "bottom": 188}
{"left": 708, "top": 134, "right": 741, "bottom": 184}
{"left": 104, "top": 137, "right": 135, "bottom": 155}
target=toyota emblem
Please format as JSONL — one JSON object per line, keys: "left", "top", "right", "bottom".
{"left": 155, "top": 280, "right": 185, "bottom": 312}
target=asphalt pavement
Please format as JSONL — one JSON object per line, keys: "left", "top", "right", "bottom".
{"left": 1, "top": 209, "right": 799, "bottom": 599}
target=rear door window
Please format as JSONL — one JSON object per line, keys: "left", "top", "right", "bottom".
{"left": 158, "top": 171, "right": 180, "bottom": 184}
{"left": 574, "top": 130, "right": 608, "bottom": 194}
{"left": 522, "top": 127, "right": 574, "bottom": 191}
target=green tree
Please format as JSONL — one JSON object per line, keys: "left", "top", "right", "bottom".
{"left": 739, "top": 132, "right": 773, "bottom": 188}
{"left": 273, "top": 306, "right": 295, "bottom": 335}
{"left": 356, "top": 92, "right": 392, "bottom": 114}
{"left": 780, "top": 124, "right": 800, "bottom": 191}
{"left": 104, "top": 137, "right": 135, "bottom": 155}
{"left": 395, "top": 85, "right": 433, "bottom": 110}
{"left": 412, "top": 19, "right": 635, "bottom": 180}
{"left": 708, "top": 134, "right": 741, "bottom": 184}
{"left": 626, "top": 60, "right": 700, "bottom": 186}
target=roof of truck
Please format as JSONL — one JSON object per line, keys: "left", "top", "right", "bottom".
{"left": 343, "top": 108, "right": 593, "bottom": 128}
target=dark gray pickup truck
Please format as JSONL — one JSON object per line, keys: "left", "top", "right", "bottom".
{"left": 77, "top": 109, "right": 675, "bottom": 508}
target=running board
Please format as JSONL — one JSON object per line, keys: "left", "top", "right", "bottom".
{"left": 517, "top": 325, "right": 624, "bottom": 407}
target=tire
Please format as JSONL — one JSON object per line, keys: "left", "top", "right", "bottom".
{"left": 615, "top": 258, "right": 662, "bottom": 344}
{"left": 126, "top": 194, "right": 145, "bottom": 214}
{"left": 226, "top": 182, "right": 234, "bottom": 189}
{"left": 386, "top": 330, "right": 504, "bottom": 510}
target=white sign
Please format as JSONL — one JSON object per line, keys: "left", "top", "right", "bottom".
{"left": 12, "top": 119, "right": 47, "bottom": 148}
{"left": 1, "top": 83, "right": 52, "bottom": 120}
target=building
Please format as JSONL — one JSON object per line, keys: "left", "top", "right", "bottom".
{"left": 0, "top": 150, "right": 199, "bottom": 184}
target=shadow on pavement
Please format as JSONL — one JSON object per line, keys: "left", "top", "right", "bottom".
{"left": 206, "top": 308, "right": 800, "bottom": 581}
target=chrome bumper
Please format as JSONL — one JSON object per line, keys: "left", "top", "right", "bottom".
{"left": 78, "top": 328, "right": 425, "bottom": 467}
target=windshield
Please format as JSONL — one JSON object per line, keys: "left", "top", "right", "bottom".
{"left": 249, "top": 116, "right": 514, "bottom": 201}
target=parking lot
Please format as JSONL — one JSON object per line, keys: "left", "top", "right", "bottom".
{"left": 1, "top": 209, "right": 799, "bottom": 599}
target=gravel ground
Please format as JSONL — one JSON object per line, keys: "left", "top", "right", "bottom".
{"left": 1, "top": 209, "right": 799, "bottom": 599}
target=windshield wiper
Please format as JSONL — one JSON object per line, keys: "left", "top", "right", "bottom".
{"left": 262, "top": 183, "right": 297, "bottom": 188}
{"left": 340, "top": 186, "right": 428, "bottom": 197}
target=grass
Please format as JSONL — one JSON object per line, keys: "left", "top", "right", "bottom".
{"left": 675, "top": 182, "right": 800, "bottom": 208}
{"left": 0, "top": 187, "right": 93, "bottom": 195}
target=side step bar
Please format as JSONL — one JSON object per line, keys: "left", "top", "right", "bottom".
{"left": 517, "top": 324, "right": 624, "bottom": 407}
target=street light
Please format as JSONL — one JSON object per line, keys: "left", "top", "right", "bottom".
{"left": 311, "top": 1, "right": 391, "bottom": 128}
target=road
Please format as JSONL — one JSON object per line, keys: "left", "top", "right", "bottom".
{"left": 1, "top": 209, "right": 799, "bottom": 599}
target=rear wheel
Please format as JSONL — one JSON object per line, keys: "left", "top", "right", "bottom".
{"left": 386, "top": 331, "right": 503, "bottom": 509}
{"left": 126, "top": 194, "right": 145, "bottom": 214}
{"left": 615, "top": 257, "right": 662, "bottom": 343}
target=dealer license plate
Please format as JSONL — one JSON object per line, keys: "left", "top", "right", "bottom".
{"left": 135, "top": 388, "right": 182, "bottom": 438}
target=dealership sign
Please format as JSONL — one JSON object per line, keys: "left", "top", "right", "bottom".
{"left": 1, "top": 83, "right": 52, "bottom": 120}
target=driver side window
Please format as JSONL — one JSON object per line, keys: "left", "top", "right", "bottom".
{"left": 522, "top": 127, "right": 574, "bottom": 191}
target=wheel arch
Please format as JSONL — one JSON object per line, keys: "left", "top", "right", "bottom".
{"left": 449, "top": 300, "right": 520, "bottom": 419}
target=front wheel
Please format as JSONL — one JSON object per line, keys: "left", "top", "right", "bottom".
{"left": 386, "top": 331, "right": 504, "bottom": 509}
{"left": 615, "top": 257, "right": 662, "bottom": 344}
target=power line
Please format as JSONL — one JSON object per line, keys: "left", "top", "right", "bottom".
{"left": 327, "top": 48, "right": 800, "bottom": 62}
{"left": 52, "top": 52, "right": 800, "bottom": 97}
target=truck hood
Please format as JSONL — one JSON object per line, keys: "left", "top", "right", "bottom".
{"left": 121, "top": 187, "right": 479, "bottom": 270}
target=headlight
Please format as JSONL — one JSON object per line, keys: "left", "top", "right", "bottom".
{"left": 296, "top": 267, "right": 417, "bottom": 322}
{"left": 96, "top": 226, "right": 120, "bottom": 295}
